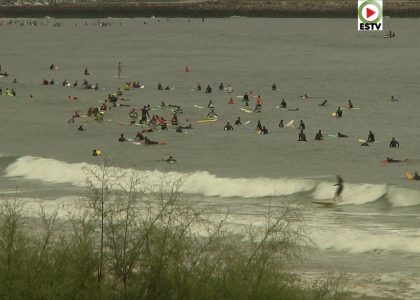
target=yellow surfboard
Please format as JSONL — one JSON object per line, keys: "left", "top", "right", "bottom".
{"left": 196, "top": 119, "right": 217, "bottom": 123}
{"left": 405, "top": 172, "right": 414, "bottom": 180}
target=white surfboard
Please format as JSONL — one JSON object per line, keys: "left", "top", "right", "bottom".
{"left": 359, "top": 139, "right": 379, "bottom": 143}
{"left": 285, "top": 120, "right": 295, "bottom": 128}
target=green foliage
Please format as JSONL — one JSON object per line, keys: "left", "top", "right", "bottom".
{"left": 0, "top": 166, "right": 352, "bottom": 300}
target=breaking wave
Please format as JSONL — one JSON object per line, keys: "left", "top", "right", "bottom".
{"left": 3, "top": 156, "right": 420, "bottom": 205}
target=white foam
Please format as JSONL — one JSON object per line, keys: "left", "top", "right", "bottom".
{"left": 387, "top": 186, "right": 420, "bottom": 207}
{"left": 5, "top": 156, "right": 89, "bottom": 186}
{"left": 4, "top": 156, "right": 316, "bottom": 198}
{"left": 182, "top": 172, "right": 315, "bottom": 197}
{"left": 4, "top": 156, "right": 420, "bottom": 205}
{"left": 311, "top": 227, "right": 420, "bottom": 254}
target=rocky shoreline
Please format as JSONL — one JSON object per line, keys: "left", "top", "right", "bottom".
{"left": 0, "top": 1, "right": 420, "bottom": 18}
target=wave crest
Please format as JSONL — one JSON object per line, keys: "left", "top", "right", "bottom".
{"left": 4, "top": 156, "right": 316, "bottom": 198}
{"left": 4, "top": 156, "right": 420, "bottom": 205}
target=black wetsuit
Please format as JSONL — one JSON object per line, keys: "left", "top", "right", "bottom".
{"left": 298, "top": 122, "right": 305, "bottom": 130}
{"left": 386, "top": 158, "right": 403, "bottom": 163}
{"left": 141, "top": 107, "right": 149, "bottom": 122}
{"left": 280, "top": 100, "right": 287, "bottom": 108}
{"left": 298, "top": 131, "right": 307, "bottom": 142}
{"left": 390, "top": 140, "right": 399, "bottom": 148}
{"left": 224, "top": 124, "right": 233, "bottom": 131}
{"left": 334, "top": 177, "right": 344, "bottom": 199}
{"left": 145, "top": 138, "right": 158, "bottom": 145}
{"left": 135, "top": 133, "right": 145, "bottom": 141}
{"left": 256, "top": 121, "right": 262, "bottom": 131}
{"left": 367, "top": 132, "right": 375, "bottom": 142}
{"left": 315, "top": 132, "right": 323, "bottom": 140}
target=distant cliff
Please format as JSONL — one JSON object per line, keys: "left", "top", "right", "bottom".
{"left": 0, "top": 1, "right": 419, "bottom": 18}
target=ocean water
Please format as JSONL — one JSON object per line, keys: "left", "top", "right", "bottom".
{"left": 1, "top": 17, "right": 420, "bottom": 299}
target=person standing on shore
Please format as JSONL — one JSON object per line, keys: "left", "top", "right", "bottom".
{"left": 118, "top": 62, "right": 122, "bottom": 79}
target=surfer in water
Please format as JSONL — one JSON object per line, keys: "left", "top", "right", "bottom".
{"left": 280, "top": 99, "right": 287, "bottom": 108}
{"left": 207, "top": 109, "right": 218, "bottom": 119}
{"left": 298, "top": 130, "right": 307, "bottom": 142}
{"left": 256, "top": 120, "right": 262, "bottom": 131}
{"left": 224, "top": 122, "right": 234, "bottom": 131}
{"left": 333, "top": 175, "right": 344, "bottom": 202}
{"left": 166, "top": 156, "right": 176, "bottom": 163}
{"left": 336, "top": 107, "right": 343, "bottom": 118}
{"left": 118, "top": 62, "right": 122, "bottom": 79}
{"left": 367, "top": 131, "right": 375, "bottom": 143}
{"left": 118, "top": 133, "right": 127, "bottom": 142}
{"left": 319, "top": 100, "right": 327, "bottom": 106}
{"left": 386, "top": 157, "right": 407, "bottom": 163}
{"left": 314, "top": 130, "right": 324, "bottom": 140}
{"left": 389, "top": 137, "right": 400, "bottom": 148}
{"left": 298, "top": 120, "right": 306, "bottom": 130}
{"left": 272, "top": 83, "right": 277, "bottom": 90}
{"left": 391, "top": 95, "right": 399, "bottom": 102}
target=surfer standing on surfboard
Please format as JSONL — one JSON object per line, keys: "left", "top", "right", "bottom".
{"left": 333, "top": 176, "right": 344, "bottom": 202}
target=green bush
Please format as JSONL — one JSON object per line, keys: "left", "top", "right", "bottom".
{"left": 0, "top": 165, "right": 351, "bottom": 300}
